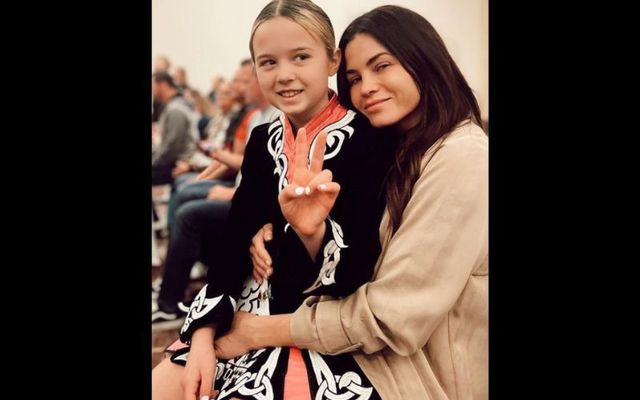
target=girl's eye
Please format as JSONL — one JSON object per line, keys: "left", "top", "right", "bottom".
{"left": 259, "top": 59, "right": 275, "bottom": 67}
{"left": 348, "top": 76, "right": 361, "bottom": 86}
{"left": 294, "top": 54, "right": 310, "bottom": 62}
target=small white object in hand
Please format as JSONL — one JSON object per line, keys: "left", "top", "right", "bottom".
{"left": 294, "top": 186, "right": 305, "bottom": 196}
{"left": 304, "top": 186, "right": 311, "bottom": 195}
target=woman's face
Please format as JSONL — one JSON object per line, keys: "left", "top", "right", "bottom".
{"left": 345, "top": 33, "right": 420, "bottom": 130}
{"left": 252, "top": 17, "right": 340, "bottom": 128}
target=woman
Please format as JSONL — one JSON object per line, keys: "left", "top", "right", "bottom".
{"left": 224, "top": 5, "right": 488, "bottom": 400}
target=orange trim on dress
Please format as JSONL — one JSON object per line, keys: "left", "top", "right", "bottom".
{"left": 283, "top": 347, "right": 312, "bottom": 399}
{"left": 282, "top": 92, "right": 347, "bottom": 184}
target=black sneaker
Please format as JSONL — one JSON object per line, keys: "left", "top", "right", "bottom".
{"left": 152, "top": 306, "right": 186, "bottom": 331}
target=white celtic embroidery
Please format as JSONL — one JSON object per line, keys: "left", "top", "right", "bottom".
{"left": 173, "top": 351, "right": 189, "bottom": 364}
{"left": 266, "top": 116, "right": 285, "bottom": 160}
{"left": 310, "top": 110, "right": 356, "bottom": 161}
{"left": 236, "top": 275, "right": 270, "bottom": 316}
{"left": 217, "top": 347, "right": 282, "bottom": 400}
{"left": 268, "top": 111, "right": 356, "bottom": 193}
{"left": 180, "top": 284, "right": 224, "bottom": 335}
{"left": 215, "top": 360, "right": 226, "bottom": 380}
{"left": 308, "top": 351, "right": 373, "bottom": 400}
{"left": 304, "top": 218, "right": 349, "bottom": 293}
{"left": 267, "top": 116, "right": 289, "bottom": 192}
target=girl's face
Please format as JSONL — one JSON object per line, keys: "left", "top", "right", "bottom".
{"left": 345, "top": 33, "right": 421, "bottom": 130}
{"left": 253, "top": 17, "right": 340, "bottom": 128}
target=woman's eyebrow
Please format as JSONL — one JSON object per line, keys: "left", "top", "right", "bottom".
{"left": 346, "top": 52, "right": 391, "bottom": 74}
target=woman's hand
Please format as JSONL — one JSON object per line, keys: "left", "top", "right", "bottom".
{"left": 181, "top": 327, "right": 218, "bottom": 400}
{"left": 278, "top": 128, "right": 341, "bottom": 237}
{"left": 214, "top": 312, "right": 256, "bottom": 360}
{"left": 250, "top": 223, "right": 273, "bottom": 283}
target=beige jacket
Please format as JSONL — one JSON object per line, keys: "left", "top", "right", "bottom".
{"left": 291, "top": 121, "right": 488, "bottom": 399}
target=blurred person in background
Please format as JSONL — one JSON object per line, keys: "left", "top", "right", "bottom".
{"left": 152, "top": 55, "right": 172, "bottom": 122}
{"left": 207, "top": 75, "right": 225, "bottom": 103}
{"left": 152, "top": 71, "right": 198, "bottom": 185}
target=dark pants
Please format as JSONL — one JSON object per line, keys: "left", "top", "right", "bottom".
{"left": 152, "top": 164, "right": 174, "bottom": 185}
{"left": 157, "top": 199, "right": 231, "bottom": 312}
{"left": 166, "top": 177, "right": 234, "bottom": 231}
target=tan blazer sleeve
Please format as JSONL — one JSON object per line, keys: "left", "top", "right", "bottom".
{"left": 290, "top": 125, "right": 488, "bottom": 356}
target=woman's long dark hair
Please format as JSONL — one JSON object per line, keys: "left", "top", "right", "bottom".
{"left": 337, "top": 5, "right": 483, "bottom": 235}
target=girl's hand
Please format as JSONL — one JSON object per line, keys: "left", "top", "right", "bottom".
{"left": 278, "top": 128, "right": 341, "bottom": 237}
{"left": 181, "top": 327, "right": 218, "bottom": 400}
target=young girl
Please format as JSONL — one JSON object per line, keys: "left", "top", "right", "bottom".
{"left": 152, "top": 1, "right": 396, "bottom": 399}
{"left": 219, "top": 5, "right": 488, "bottom": 400}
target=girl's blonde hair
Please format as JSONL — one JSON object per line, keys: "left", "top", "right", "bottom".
{"left": 250, "top": 0, "right": 336, "bottom": 60}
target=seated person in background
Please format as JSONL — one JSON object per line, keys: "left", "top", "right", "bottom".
{"left": 184, "top": 88, "right": 216, "bottom": 141}
{"left": 165, "top": 60, "right": 256, "bottom": 231}
{"left": 152, "top": 54, "right": 171, "bottom": 123}
{"left": 172, "top": 81, "right": 238, "bottom": 182}
{"left": 172, "top": 66, "right": 189, "bottom": 96}
{"left": 208, "top": 74, "right": 225, "bottom": 103}
{"left": 151, "top": 71, "right": 197, "bottom": 185}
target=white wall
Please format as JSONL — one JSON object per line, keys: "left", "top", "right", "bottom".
{"left": 152, "top": 0, "right": 488, "bottom": 118}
